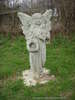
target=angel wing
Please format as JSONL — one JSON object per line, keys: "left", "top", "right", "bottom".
{"left": 43, "top": 9, "right": 52, "bottom": 20}
{"left": 42, "top": 9, "right": 52, "bottom": 36}
{"left": 36, "top": 9, "right": 52, "bottom": 41}
{"left": 18, "top": 12, "right": 32, "bottom": 35}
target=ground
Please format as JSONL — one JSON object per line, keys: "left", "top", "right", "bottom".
{"left": 0, "top": 34, "right": 75, "bottom": 100}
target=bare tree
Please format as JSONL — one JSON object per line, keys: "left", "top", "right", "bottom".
{"left": 53, "top": 0, "right": 75, "bottom": 34}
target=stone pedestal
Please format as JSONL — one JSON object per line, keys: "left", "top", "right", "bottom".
{"left": 22, "top": 68, "right": 55, "bottom": 86}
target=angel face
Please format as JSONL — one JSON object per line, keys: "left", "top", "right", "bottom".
{"left": 32, "top": 13, "right": 42, "bottom": 26}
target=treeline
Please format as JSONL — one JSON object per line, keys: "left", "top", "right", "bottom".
{"left": 0, "top": 0, "right": 75, "bottom": 38}
{"left": 53, "top": 0, "right": 75, "bottom": 33}
{"left": 0, "top": 0, "right": 52, "bottom": 37}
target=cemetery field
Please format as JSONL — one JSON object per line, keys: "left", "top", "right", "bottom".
{"left": 0, "top": 34, "right": 75, "bottom": 100}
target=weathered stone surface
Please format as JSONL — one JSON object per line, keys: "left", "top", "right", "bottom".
{"left": 18, "top": 9, "right": 54, "bottom": 86}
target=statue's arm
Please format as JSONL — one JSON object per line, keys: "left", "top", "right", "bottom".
{"left": 37, "top": 28, "right": 47, "bottom": 41}
{"left": 37, "top": 19, "right": 51, "bottom": 41}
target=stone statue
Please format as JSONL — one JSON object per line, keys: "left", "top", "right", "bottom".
{"left": 18, "top": 9, "right": 54, "bottom": 86}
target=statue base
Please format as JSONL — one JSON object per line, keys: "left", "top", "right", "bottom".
{"left": 22, "top": 68, "right": 55, "bottom": 86}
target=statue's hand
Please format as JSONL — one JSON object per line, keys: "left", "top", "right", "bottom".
{"left": 38, "top": 35, "right": 46, "bottom": 41}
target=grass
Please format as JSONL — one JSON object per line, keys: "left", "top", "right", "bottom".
{"left": 0, "top": 34, "right": 75, "bottom": 100}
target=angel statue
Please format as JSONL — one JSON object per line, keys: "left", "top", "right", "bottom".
{"left": 18, "top": 9, "right": 53, "bottom": 86}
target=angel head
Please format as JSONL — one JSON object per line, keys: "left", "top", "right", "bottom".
{"left": 32, "top": 13, "right": 42, "bottom": 26}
